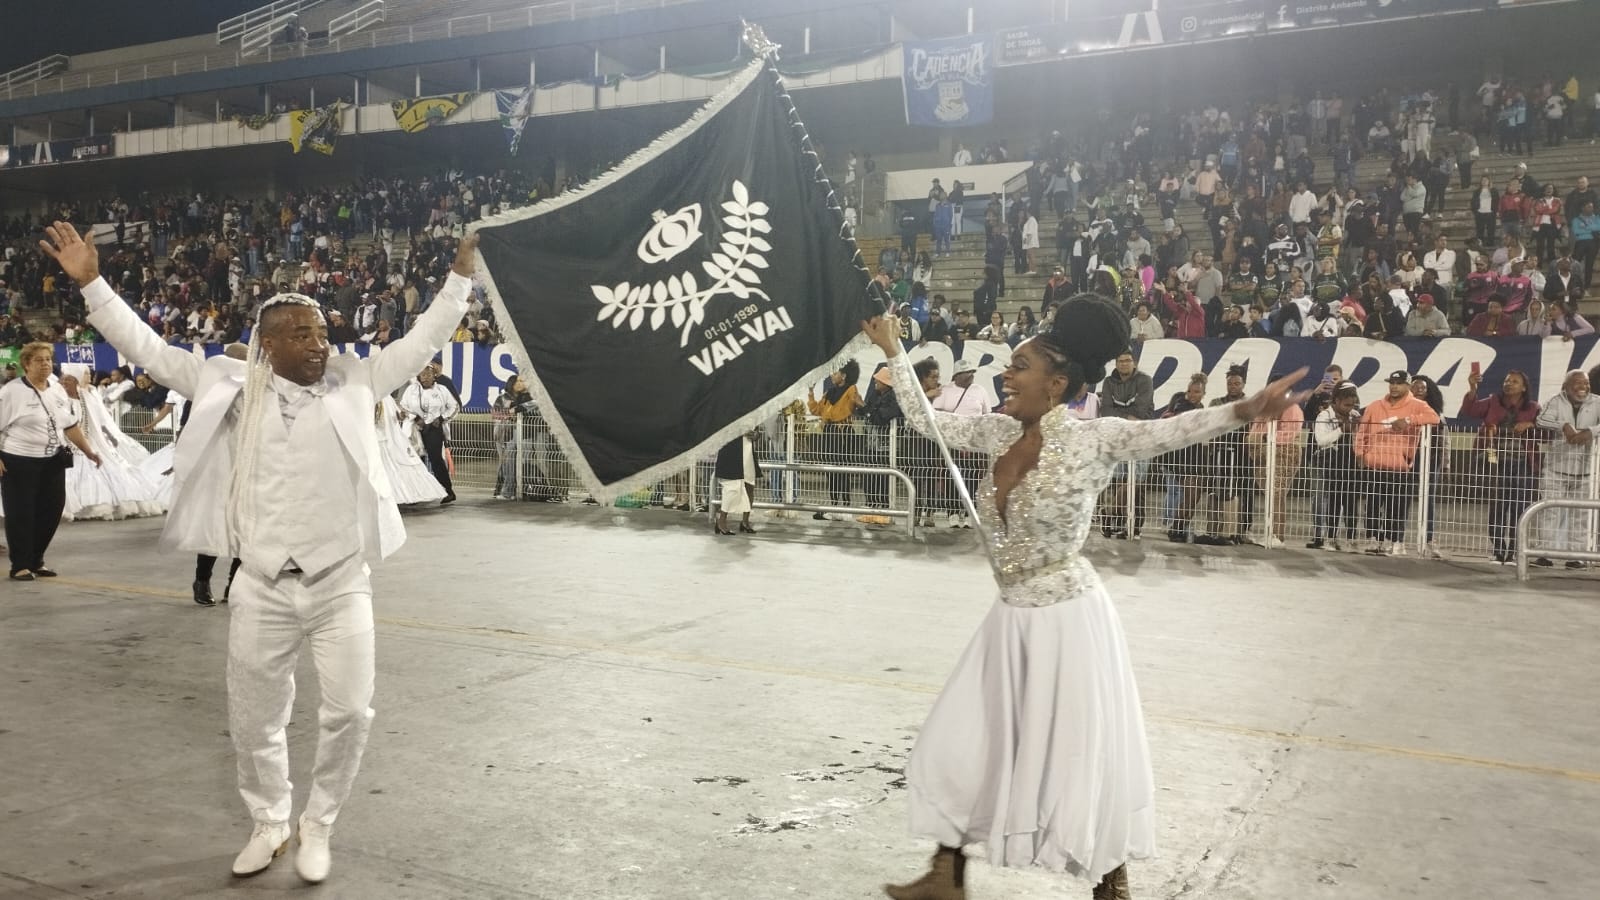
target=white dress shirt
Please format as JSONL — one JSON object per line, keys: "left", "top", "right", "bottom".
{"left": 268, "top": 373, "right": 329, "bottom": 430}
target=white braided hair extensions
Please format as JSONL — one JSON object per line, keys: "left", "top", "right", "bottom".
{"left": 226, "top": 292, "right": 323, "bottom": 556}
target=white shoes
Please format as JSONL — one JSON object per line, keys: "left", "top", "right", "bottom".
{"left": 295, "top": 814, "right": 333, "bottom": 884}
{"left": 1265, "top": 536, "right": 1285, "bottom": 549}
{"left": 1424, "top": 541, "right": 1443, "bottom": 559}
{"left": 231, "top": 821, "right": 291, "bottom": 877}
{"left": 1388, "top": 543, "right": 1406, "bottom": 557}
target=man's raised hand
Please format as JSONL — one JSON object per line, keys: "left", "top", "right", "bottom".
{"left": 451, "top": 232, "right": 481, "bottom": 278}
{"left": 37, "top": 222, "right": 101, "bottom": 285}
{"left": 1235, "top": 367, "right": 1313, "bottom": 423}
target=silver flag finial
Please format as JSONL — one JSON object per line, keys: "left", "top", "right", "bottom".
{"left": 741, "top": 21, "right": 780, "bottom": 58}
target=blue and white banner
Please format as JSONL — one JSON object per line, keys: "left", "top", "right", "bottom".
{"left": 54, "top": 334, "right": 1599, "bottom": 423}
{"left": 901, "top": 36, "right": 994, "bottom": 128}
{"left": 494, "top": 87, "right": 533, "bottom": 155}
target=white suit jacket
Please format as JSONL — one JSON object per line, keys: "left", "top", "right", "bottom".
{"left": 84, "top": 273, "right": 471, "bottom": 558}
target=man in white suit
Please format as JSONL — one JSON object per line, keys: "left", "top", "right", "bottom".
{"left": 40, "top": 222, "right": 478, "bottom": 884}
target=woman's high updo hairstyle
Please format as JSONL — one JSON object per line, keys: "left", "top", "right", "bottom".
{"left": 1031, "top": 292, "right": 1130, "bottom": 404}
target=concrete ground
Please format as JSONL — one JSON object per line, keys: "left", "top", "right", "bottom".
{"left": 2, "top": 502, "right": 1597, "bottom": 900}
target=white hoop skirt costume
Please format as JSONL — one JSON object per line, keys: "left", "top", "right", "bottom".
{"left": 139, "top": 443, "right": 177, "bottom": 509}
{"left": 63, "top": 386, "right": 167, "bottom": 521}
{"left": 888, "top": 354, "right": 1246, "bottom": 882}
{"left": 377, "top": 396, "right": 447, "bottom": 505}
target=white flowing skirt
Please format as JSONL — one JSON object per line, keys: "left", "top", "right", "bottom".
{"left": 64, "top": 451, "right": 166, "bottom": 521}
{"left": 719, "top": 479, "right": 753, "bottom": 515}
{"left": 905, "top": 579, "right": 1155, "bottom": 883}
{"left": 380, "top": 427, "right": 446, "bottom": 506}
{"left": 138, "top": 444, "right": 176, "bottom": 509}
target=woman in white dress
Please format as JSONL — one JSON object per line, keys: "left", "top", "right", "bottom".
{"left": 866, "top": 295, "right": 1307, "bottom": 900}
{"left": 713, "top": 430, "right": 760, "bottom": 536}
{"left": 377, "top": 395, "right": 447, "bottom": 506}
{"left": 58, "top": 372, "right": 166, "bottom": 522}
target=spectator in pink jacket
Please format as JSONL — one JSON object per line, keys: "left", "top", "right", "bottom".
{"left": 1152, "top": 275, "right": 1205, "bottom": 338}
{"left": 1355, "top": 369, "right": 1442, "bottom": 556}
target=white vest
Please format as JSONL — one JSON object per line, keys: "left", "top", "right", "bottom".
{"left": 242, "top": 396, "right": 361, "bottom": 577}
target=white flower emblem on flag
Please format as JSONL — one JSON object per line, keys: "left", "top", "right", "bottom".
{"left": 591, "top": 180, "right": 772, "bottom": 347}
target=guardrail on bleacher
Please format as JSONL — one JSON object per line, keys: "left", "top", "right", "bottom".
{"left": 5, "top": 0, "right": 703, "bottom": 101}
{"left": 0, "top": 55, "right": 69, "bottom": 89}
{"left": 329, "top": 0, "right": 387, "bottom": 39}
{"left": 219, "top": 0, "right": 328, "bottom": 44}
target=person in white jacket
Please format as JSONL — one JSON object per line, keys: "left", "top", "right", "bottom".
{"left": 1021, "top": 210, "right": 1040, "bottom": 274}
{"left": 1532, "top": 370, "right": 1600, "bottom": 567}
{"left": 40, "top": 222, "right": 476, "bottom": 885}
{"left": 1302, "top": 302, "right": 1343, "bottom": 338}
{"left": 1310, "top": 383, "right": 1363, "bottom": 550}
{"left": 1288, "top": 181, "right": 1318, "bottom": 226}
{"left": 1128, "top": 302, "right": 1164, "bottom": 341}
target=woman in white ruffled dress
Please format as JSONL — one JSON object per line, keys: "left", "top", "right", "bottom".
{"left": 58, "top": 373, "right": 166, "bottom": 521}
{"left": 866, "top": 296, "right": 1307, "bottom": 900}
{"left": 377, "top": 394, "right": 447, "bottom": 506}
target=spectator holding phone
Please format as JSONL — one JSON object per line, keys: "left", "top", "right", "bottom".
{"left": 1459, "top": 367, "right": 1540, "bottom": 563}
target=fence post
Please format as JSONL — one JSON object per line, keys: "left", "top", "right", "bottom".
{"left": 514, "top": 413, "right": 526, "bottom": 500}
{"left": 888, "top": 421, "right": 900, "bottom": 512}
{"left": 1124, "top": 457, "right": 1137, "bottom": 537}
{"left": 784, "top": 414, "right": 797, "bottom": 504}
{"left": 1588, "top": 438, "right": 1600, "bottom": 554}
{"left": 1415, "top": 425, "right": 1432, "bottom": 556}
{"left": 1262, "top": 433, "right": 1275, "bottom": 547}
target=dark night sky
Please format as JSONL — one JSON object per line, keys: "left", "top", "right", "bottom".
{"left": 0, "top": 1, "right": 265, "bottom": 72}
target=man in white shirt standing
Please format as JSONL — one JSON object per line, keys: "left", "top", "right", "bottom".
{"left": 1288, "top": 181, "right": 1318, "bottom": 227}
{"left": 1021, "top": 208, "right": 1040, "bottom": 275}
{"left": 952, "top": 143, "right": 972, "bottom": 166}
{"left": 40, "top": 222, "right": 475, "bottom": 885}
{"left": 931, "top": 358, "right": 988, "bottom": 527}
{"left": 400, "top": 364, "right": 461, "bottom": 504}
{"left": 1422, "top": 235, "right": 1457, "bottom": 307}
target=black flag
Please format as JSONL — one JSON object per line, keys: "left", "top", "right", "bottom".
{"left": 475, "top": 57, "right": 873, "bottom": 501}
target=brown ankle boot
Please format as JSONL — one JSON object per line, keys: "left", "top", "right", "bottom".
{"left": 1092, "top": 864, "right": 1130, "bottom": 900}
{"left": 884, "top": 846, "right": 966, "bottom": 900}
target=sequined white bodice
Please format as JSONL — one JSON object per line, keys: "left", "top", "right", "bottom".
{"left": 891, "top": 355, "right": 1246, "bottom": 607}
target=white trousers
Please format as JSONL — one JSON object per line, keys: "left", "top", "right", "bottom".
{"left": 1541, "top": 471, "right": 1597, "bottom": 553}
{"left": 227, "top": 556, "right": 375, "bottom": 826}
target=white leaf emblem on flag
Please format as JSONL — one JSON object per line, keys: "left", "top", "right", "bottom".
{"left": 592, "top": 180, "right": 773, "bottom": 347}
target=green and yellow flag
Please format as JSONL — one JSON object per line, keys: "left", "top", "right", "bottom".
{"left": 390, "top": 93, "right": 474, "bottom": 133}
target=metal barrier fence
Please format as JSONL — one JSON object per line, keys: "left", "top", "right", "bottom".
{"left": 1516, "top": 499, "right": 1600, "bottom": 578}
{"left": 1087, "top": 422, "right": 1600, "bottom": 566}
{"left": 110, "top": 403, "right": 1600, "bottom": 569}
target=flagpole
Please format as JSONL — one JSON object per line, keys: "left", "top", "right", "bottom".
{"left": 875, "top": 292, "right": 1000, "bottom": 575}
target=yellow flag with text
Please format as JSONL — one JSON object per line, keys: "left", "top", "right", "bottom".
{"left": 390, "top": 93, "right": 474, "bottom": 133}
{"left": 288, "top": 102, "right": 343, "bottom": 155}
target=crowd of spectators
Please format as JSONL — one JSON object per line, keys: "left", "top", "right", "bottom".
{"left": 887, "top": 73, "right": 1600, "bottom": 348}
{"left": 0, "top": 166, "right": 581, "bottom": 354}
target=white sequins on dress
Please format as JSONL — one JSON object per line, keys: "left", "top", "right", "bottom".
{"left": 888, "top": 353, "right": 1245, "bottom": 882}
